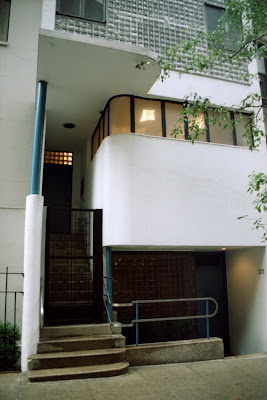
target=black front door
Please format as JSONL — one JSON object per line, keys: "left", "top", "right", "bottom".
{"left": 42, "top": 163, "right": 73, "bottom": 233}
{"left": 195, "top": 252, "right": 230, "bottom": 354}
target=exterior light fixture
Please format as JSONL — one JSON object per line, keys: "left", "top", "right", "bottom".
{"left": 63, "top": 123, "right": 76, "bottom": 129}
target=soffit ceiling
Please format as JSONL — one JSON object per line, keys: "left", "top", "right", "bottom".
{"left": 37, "top": 29, "right": 161, "bottom": 151}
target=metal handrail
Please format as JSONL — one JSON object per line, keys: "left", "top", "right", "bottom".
{"left": 102, "top": 277, "right": 112, "bottom": 324}
{"left": 113, "top": 297, "right": 218, "bottom": 346}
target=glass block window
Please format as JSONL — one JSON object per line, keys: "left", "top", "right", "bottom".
{"left": 44, "top": 151, "right": 73, "bottom": 165}
{"left": 57, "top": 0, "right": 105, "bottom": 23}
{"left": 0, "top": 0, "right": 11, "bottom": 42}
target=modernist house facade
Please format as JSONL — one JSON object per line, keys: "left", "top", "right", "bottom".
{"left": 0, "top": 0, "right": 267, "bottom": 372}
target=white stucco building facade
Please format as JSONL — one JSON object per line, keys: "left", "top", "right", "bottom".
{"left": 0, "top": 0, "right": 267, "bottom": 371}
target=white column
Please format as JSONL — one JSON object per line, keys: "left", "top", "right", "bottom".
{"left": 21, "top": 194, "right": 44, "bottom": 372}
{"left": 41, "top": 0, "right": 57, "bottom": 30}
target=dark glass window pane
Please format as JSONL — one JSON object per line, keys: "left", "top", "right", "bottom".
{"left": 204, "top": 4, "right": 242, "bottom": 51}
{"left": 58, "top": 0, "right": 80, "bottom": 18}
{"left": 205, "top": 4, "right": 223, "bottom": 34}
{"left": 0, "top": 0, "right": 11, "bottom": 42}
{"left": 84, "top": 0, "right": 105, "bottom": 22}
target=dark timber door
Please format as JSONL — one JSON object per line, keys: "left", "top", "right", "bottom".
{"left": 44, "top": 208, "right": 103, "bottom": 325}
{"left": 42, "top": 163, "right": 73, "bottom": 233}
{"left": 195, "top": 252, "right": 230, "bottom": 353}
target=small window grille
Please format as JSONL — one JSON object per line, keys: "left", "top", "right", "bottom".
{"left": 44, "top": 150, "right": 73, "bottom": 165}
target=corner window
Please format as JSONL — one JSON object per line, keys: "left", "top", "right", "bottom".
{"left": 0, "top": 0, "right": 11, "bottom": 42}
{"left": 204, "top": 3, "right": 242, "bottom": 51}
{"left": 57, "top": 0, "right": 105, "bottom": 23}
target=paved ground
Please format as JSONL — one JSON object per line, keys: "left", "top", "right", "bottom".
{"left": 1, "top": 354, "right": 267, "bottom": 400}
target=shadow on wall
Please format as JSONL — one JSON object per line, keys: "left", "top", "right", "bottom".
{"left": 226, "top": 247, "right": 266, "bottom": 355}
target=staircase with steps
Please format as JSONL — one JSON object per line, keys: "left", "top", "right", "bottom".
{"left": 46, "top": 232, "right": 98, "bottom": 325}
{"left": 28, "top": 323, "right": 129, "bottom": 382}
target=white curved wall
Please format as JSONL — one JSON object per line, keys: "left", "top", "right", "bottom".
{"left": 85, "top": 133, "right": 267, "bottom": 248}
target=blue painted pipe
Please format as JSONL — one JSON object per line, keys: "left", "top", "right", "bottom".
{"left": 30, "top": 81, "right": 47, "bottom": 195}
{"left": 106, "top": 246, "right": 113, "bottom": 323}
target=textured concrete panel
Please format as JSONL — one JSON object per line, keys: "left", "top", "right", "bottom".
{"left": 126, "top": 337, "right": 224, "bottom": 366}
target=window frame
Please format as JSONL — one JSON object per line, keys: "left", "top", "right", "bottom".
{"left": 91, "top": 95, "right": 253, "bottom": 159}
{"left": 204, "top": 2, "right": 242, "bottom": 52}
{"left": 56, "top": 0, "right": 106, "bottom": 23}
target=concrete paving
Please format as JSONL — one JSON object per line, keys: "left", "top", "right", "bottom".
{"left": 0, "top": 353, "right": 267, "bottom": 400}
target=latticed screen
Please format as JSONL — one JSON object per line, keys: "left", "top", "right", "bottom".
{"left": 44, "top": 151, "right": 73, "bottom": 165}
{"left": 112, "top": 251, "right": 197, "bottom": 321}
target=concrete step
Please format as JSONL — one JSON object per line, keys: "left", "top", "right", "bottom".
{"left": 40, "top": 323, "right": 121, "bottom": 339}
{"left": 28, "top": 348, "right": 126, "bottom": 370}
{"left": 28, "top": 361, "right": 129, "bottom": 382}
{"left": 37, "top": 334, "right": 125, "bottom": 353}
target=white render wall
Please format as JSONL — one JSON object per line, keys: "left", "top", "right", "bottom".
{"left": 85, "top": 133, "right": 266, "bottom": 248}
{"left": 226, "top": 248, "right": 267, "bottom": 355}
{"left": 0, "top": 0, "right": 43, "bottom": 330}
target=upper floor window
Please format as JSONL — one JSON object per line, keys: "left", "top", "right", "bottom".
{"left": 57, "top": 0, "right": 105, "bottom": 23}
{"left": 0, "top": 0, "right": 11, "bottom": 42}
{"left": 204, "top": 2, "right": 242, "bottom": 51}
{"left": 91, "top": 95, "right": 253, "bottom": 159}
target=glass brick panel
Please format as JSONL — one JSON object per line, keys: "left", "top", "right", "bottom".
{"left": 44, "top": 151, "right": 73, "bottom": 165}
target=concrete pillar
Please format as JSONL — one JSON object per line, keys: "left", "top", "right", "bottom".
{"left": 21, "top": 194, "right": 44, "bottom": 372}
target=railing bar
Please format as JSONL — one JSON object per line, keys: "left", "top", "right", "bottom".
{"left": 4, "top": 267, "right": 8, "bottom": 326}
{"left": 0, "top": 272, "right": 24, "bottom": 276}
{"left": 48, "top": 256, "right": 93, "bottom": 259}
{"left": 102, "top": 277, "right": 112, "bottom": 324}
{"left": 0, "top": 291, "right": 24, "bottom": 294}
{"left": 206, "top": 299, "right": 210, "bottom": 340}
{"left": 131, "top": 314, "right": 216, "bottom": 323}
{"left": 132, "top": 297, "right": 215, "bottom": 304}
{"left": 136, "top": 303, "right": 139, "bottom": 347}
{"left": 14, "top": 292, "right": 17, "bottom": 360}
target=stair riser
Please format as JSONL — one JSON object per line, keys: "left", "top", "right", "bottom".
{"left": 40, "top": 324, "right": 116, "bottom": 339}
{"left": 29, "top": 352, "right": 126, "bottom": 370}
{"left": 28, "top": 365, "right": 129, "bottom": 382}
{"left": 37, "top": 337, "right": 125, "bottom": 353}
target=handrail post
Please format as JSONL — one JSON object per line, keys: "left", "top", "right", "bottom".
{"left": 106, "top": 247, "right": 113, "bottom": 323}
{"left": 206, "top": 299, "right": 210, "bottom": 340}
{"left": 136, "top": 302, "right": 139, "bottom": 346}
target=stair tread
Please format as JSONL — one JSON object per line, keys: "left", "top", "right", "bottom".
{"left": 29, "top": 347, "right": 126, "bottom": 360}
{"left": 43, "top": 323, "right": 110, "bottom": 329}
{"left": 28, "top": 361, "right": 129, "bottom": 380}
{"left": 39, "top": 334, "right": 124, "bottom": 344}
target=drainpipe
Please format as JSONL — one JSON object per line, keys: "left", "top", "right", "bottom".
{"left": 106, "top": 246, "right": 113, "bottom": 323}
{"left": 30, "top": 80, "right": 47, "bottom": 194}
{"left": 21, "top": 81, "right": 47, "bottom": 372}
